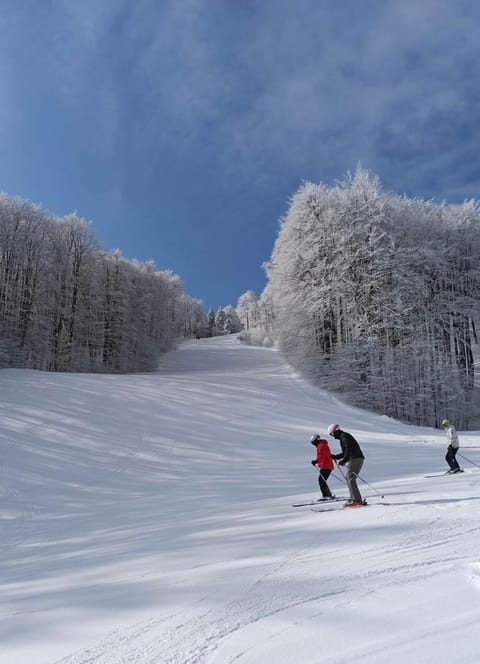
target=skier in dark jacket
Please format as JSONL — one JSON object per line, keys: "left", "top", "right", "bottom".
{"left": 310, "top": 434, "right": 334, "bottom": 498}
{"left": 328, "top": 424, "right": 365, "bottom": 507}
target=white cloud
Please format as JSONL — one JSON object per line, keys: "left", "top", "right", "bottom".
{"left": 2, "top": 0, "right": 480, "bottom": 199}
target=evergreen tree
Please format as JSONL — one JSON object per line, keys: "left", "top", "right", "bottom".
{"left": 207, "top": 309, "right": 217, "bottom": 337}
{"left": 215, "top": 308, "right": 226, "bottom": 335}
{"left": 223, "top": 305, "right": 242, "bottom": 334}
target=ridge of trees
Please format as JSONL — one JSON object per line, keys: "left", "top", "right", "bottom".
{"left": 237, "top": 170, "right": 480, "bottom": 429}
{"left": 0, "top": 194, "right": 208, "bottom": 372}
{"left": 206, "top": 306, "right": 242, "bottom": 338}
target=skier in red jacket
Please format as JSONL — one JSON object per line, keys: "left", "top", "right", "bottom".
{"left": 310, "top": 434, "right": 334, "bottom": 499}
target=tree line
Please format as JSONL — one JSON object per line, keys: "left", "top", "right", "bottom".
{"left": 0, "top": 194, "right": 208, "bottom": 372}
{"left": 236, "top": 170, "right": 480, "bottom": 429}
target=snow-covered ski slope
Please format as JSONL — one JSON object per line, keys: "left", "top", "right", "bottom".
{"left": 1, "top": 335, "right": 480, "bottom": 664}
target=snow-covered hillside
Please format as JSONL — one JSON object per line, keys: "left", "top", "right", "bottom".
{"left": 1, "top": 336, "right": 480, "bottom": 664}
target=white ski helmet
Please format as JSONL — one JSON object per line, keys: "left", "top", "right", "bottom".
{"left": 327, "top": 423, "right": 340, "bottom": 436}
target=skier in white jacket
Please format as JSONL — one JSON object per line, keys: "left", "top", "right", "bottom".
{"left": 442, "top": 419, "right": 462, "bottom": 474}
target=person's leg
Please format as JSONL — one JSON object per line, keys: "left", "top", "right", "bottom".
{"left": 346, "top": 458, "right": 364, "bottom": 502}
{"left": 446, "top": 447, "right": 456, "bottom": 471}
{"left": 451, "top": 447, "right": 460, "bottom": 470}
{"left": 318, "top": 469, "right": 332, "bottom": 497}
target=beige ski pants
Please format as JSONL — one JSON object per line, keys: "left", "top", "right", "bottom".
{"left": 346, "top": 458, "right": 364, "bottom": 502}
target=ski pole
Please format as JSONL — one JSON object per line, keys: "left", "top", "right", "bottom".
{"left": 335, "top": 460, "right": 384, "bottom": 498}
{"left": 331, "top": 470, "right": 347, "bottom": 484}
{"left": 333, "top": 459, "right": 348, "bottom": 485}
{"left": 311, "top": 464, "right": 343, "bottom": 492}
{"left": 458, "top": 452, "right": 480, "bottom": 469}
{"left": 311, "top": 462, "right": 343, "bottom": 483}
{"left": 353, "top": 472, "right": 385, "bottom": 499}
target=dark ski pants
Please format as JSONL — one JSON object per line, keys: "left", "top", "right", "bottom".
{"left": 446, "top": 446, "right": 460, "bottom": 471}
{"left": 346, "top": 458, "right": 364, "bottom": 502}
{"left": 318, "top": 468, "right": 333, "bottom": 498}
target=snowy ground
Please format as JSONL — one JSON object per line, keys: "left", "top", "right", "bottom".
{"left": 1, "top": 336, "right": 480, "bottom": 664}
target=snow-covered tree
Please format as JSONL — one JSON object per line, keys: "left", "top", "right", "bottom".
{"left": 215, "top": 308, "right": 227, "bottom": 335}
{"left": 261, "top": 169, "right": 480, "bottom": 428}
{"left": 206, "top": 309, "right": 217, "bottom": 337}
{"left": 223, "top": 305, "right": 242, "bottom": 334}
{"left": 236, "top": 291, "right": 260, "bottom": 331}
{"left": 0, "top": 193, "right": 206, "bottom": 373}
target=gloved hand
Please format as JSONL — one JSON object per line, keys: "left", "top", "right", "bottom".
{"left": 338, "top": 460, "right": 346, "bottom": 466}
{"left": 311, "top": 460, "right": 317, "bottom": 466}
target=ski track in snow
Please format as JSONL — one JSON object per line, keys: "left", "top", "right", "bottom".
{"left": 52, "top": 509, "right": 480, "bottom": 664}
{"left": 2, "top": 337, "right": 480, "bottom": 664}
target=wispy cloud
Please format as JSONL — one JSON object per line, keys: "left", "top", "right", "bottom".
{"left": 2, "top": 0, "right": 480, "bottom": 200}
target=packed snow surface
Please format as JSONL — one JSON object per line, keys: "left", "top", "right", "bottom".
{"left": 1, "top": 336, "right": 480, "bottom": 664}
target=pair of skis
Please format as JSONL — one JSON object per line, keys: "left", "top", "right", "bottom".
{"left": 293, "top": 496, "right": 393, "bottom": 513}
{"left": 310, "top": 498, "right": 371, "bottom": 513}
{"left": 424, "top": 469, "right": 464, "bottom": 478}
{"left": 291, "top": 496, "right": 347, "bottom": 507}
{"left": 292, "top": 496, "right": 374, "bottom": 513}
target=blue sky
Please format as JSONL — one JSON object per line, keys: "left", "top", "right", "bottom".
{"left": 1, "top": 1, "right": 480, "bottom": 310}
